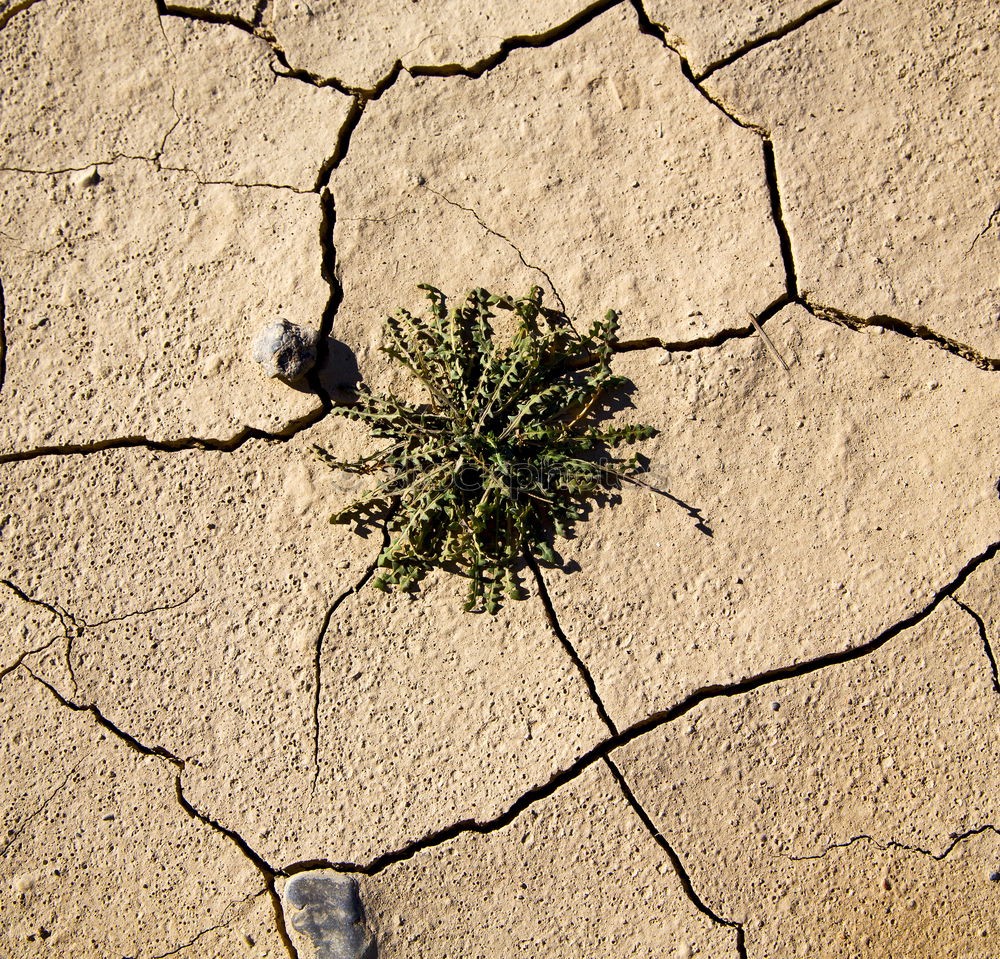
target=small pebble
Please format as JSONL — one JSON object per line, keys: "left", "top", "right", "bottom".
{"left": 13, "top": 874, "right": 34, "bottom": 893}
{"left": 253, "top": 320, "right": 319, "bottom": 381}
{"left": 771, "top": 701, "right": 780, "bottom": 711}
{"left": 989, "top": 871, "right": 1000, "bottom": 882}
{"left": 72, "top": 167, "right": 101, "bottom": 188}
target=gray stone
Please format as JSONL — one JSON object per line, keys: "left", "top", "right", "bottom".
{"left": 252, "top": 319, "right": 319, "bottom": 381}
{"left": 284, "top": 871, "right": 375, "bottom": 959}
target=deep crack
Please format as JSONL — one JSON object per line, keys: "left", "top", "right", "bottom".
{"left": 172, "top": 779, "right": 300, "bottom": 959}
{"left": 1, "top": 577, "right": 78, "bottom": 636}
{"left": 155, "top": 0, "right": 261, "bottom": 41}
{"left": 952, "top": 596, "right": 1000, "bottom": 696}
{"left": 631, "top": 0, "right": 1000, "bottom": 373}
{"left": 0, "top": 0, "right": 44, "bottom": 31}
{"left": 604, "top": 755, "right": 747, "bottom": 958}
{"left": 613, "top": 292, "right": 793, "bottom": 357}
{"left": 528, "top": 553, "right": 618, "bottom": 735}
{"left": 312, "top": 95, "right": 366, "bottom": 192}
{"left": 25, "top": 666, "right": 185, "bottom": 767}
{"left": 802, "top": 298, "right": 1000, "bottom": 371}
{"left": 403, "top": 0, "right": 626, "bottom": 86}
{"left": 695, "top": 0, "right": 844, "bottom": 81}
{"left": 312, "top": 187, "right": 342, "bottom": 401}
{"left": 0, "top": 404, "right": 328, "bottom": 465}
{"left": 760, "top": 137, "right": 799, "bottom": 300}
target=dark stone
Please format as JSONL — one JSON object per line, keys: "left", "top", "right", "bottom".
{"left": 252, "top": 320, "right": 319, "bottom": 381}
{"left": 285, "top": 871, "right": 375, "bottom": 959}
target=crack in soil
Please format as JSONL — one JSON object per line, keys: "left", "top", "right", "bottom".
{"left": 78, "top": 590, "right": 198, "bottom": 630}
{"left": 802, "top": 298, "right": 1000, "bottom": 371}
{"left": 1, "top": 153, "right": 310, "bottom": 197}
{"left": 0, "top": 0, "right": 44, "bottom": 31}
{"left": 952, "top": 596, "right": 1000, "bottom": 696}
{"left": 631, "top": 0, "right": 999, "bottom": 374}
{"left": 2, "top": 92, "right": 180, "bottom": 181}
{"left": 422, "top": 185, "right": 568, "bottom": 314}
{"left": 604, "top": 755, "right": 747, "bottom": 958}
{"left": 0, "top": 759, "right": 84, "bottom": 858}
{"left": 784, "top": 822, "right": 1000, "bottom": 864}
{"left": 1, "top": 581, "right": 196, "bottom": 698}
{"left": 968, "top": 200, "right": 1000, "bottom": 254}
{"left": 0, "top": 403, "right": 329, "bottom": 465}
{"left": 140, "top": 888, "right": 266, "bottom": 959}
{"left": 0, "top": 631, "right": 63, "bottom": 686}
{"left": 612, "top": 292, "right": 793, "bottom": 358}
{"left": 1, "top": 577, "right": 78, "bottom": 632}
{"left": 528, "top": 553, "right": 618, "bottom": 735}
{"left": 310, "top": 529, "right": 388, "bottom": 791}
{"left": 162, "top": 167, "right": 312, "bottom": 194}
{"left": 172, "top": 778, "right": 300, "bottom": 959}
{"left": 312, "top": 187, "right": 342, "bottom": 400}
{"left": 250, "top": 0, "right": 268, "bottom": 30}
{"left": 6, "top": 3, "right": 998, "bottom": 950}
{"left": 0, "top": 270, "right": 6, "bottom": 395}
{"left": 312, "top": 95, "right": 366, "bottom": 192}
{"left": 18, "top": 653, "right": 301, "bottom": 958}
{"left": 1, "top": 578, "right": 83, "bottom": 688}
{"left": 278, "top": 539, "right": 1000, "bottom": 878}
{"left": 695, "top": 0, "right": 844, "bottom": 81}
{"left": 533, "top": 501, "right": 744, "bottom": 955}
{"left": 25, "top": 666, "right": 185, "bottom": 767}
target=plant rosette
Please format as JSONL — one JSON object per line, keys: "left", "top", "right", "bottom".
{"left": 313, "top": 284, "right": 655, "bottom": 614}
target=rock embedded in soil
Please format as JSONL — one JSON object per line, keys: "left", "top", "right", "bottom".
{"left": 0, "top": 162, "right": 326, "bottom": 452}
{"left": 253, "top": 319, "right": 320, "bottom": 381}
{"left": 284, "top": 872, "right": 374, "bottom": 959}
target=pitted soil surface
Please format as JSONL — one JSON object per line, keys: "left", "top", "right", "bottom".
{"left": 1, "top": 1, "right": 998, "bottom": 957}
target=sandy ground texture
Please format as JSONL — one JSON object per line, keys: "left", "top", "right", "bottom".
{"left": 0, "top": 0, "right": 998, "bottom": 957}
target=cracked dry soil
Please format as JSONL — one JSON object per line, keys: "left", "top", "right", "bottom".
{"left": 0, "top": 0, "right": 998, "bottom": 956}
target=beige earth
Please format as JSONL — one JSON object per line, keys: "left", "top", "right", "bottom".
{"left": 0, "top": 0, "right": 998, "bottom": 957}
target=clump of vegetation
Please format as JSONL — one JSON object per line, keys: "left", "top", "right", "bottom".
{"left": 313, "top": 284, "right": 655, "bottom": 614}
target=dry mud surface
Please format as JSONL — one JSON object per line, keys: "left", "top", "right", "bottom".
{"left": 1, "top": 0, "right": 998, "bottom": 957}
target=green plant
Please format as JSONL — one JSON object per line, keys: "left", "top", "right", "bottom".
{"left": 312, "top": 284, "right": 655, "bottom": 614}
